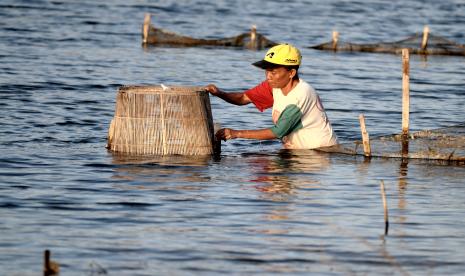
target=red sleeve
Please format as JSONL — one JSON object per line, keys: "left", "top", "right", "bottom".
{"left": 244, "top": 81, "right": 273, "bottom": 112}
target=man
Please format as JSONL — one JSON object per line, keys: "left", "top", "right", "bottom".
{"left": 205, "top": 43, "right": 337, "bottom": 149}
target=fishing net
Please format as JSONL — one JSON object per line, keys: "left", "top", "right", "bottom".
{"left": 311, "top": 32, "right": 465, "bottom": 56}
{"left": 142, "top": 14, "right": 276, "bottom": 49}
{"left": 319, "top": 124, "right": 465, "bottom": 164}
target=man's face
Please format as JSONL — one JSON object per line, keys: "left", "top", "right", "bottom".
{"left": 265, "top": 67, "right": 295, "bottom": 89}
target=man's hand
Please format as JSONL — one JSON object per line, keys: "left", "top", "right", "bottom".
{"left": 204, "top": 84, "right": 251, "bottom": 106}
{"left": 204, "top": 84, "right": 222, "bottom": 97}
{"left": 215, "top": 128, "right": 236, "bottom": 141}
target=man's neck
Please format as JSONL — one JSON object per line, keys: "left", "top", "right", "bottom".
{"left": 281, "top": 79, "right": 299, "bottom": 95}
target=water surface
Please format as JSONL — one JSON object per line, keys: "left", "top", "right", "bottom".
{"left": 1, "top": 0, "right": 464, "bottom": 275}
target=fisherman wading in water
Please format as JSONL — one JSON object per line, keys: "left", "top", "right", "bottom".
{"left": 205, "top": 43, "right": 337, "bottom": 149}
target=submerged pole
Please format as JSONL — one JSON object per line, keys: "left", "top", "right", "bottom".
{"left": 421, "top": 25, "right": 429, "bottom": 51}
{"left": 359, "top": 114, "right": 371, "bottom": 157}
{"left": 44, "top": 249, "right": 59, "bottom": 276}
{"left": 401, "top": 48, "right": 410, "bottom": 156}
{"left": 250, "top": 25, "right": 257, "bottom": 49}
{"left": 380, "top": 181, "right": 389, "bottom": 236}
{"left": 142, "top": 13, "right": 151, "bottom": 44}
{"left": 332, "top": 31, "right": 339, "bottom": 51}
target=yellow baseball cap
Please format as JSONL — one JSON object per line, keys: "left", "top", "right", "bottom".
{"left": 252, "top": 43, "right": 301, "bottom": 69}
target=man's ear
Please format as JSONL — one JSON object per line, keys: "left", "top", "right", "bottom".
{"left": 289, "top": 69, "right": 296, "bottom": 79}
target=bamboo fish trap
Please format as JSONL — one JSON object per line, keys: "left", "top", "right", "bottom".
{"left": 107, "top": 85, "right": 217, "bottom": 156}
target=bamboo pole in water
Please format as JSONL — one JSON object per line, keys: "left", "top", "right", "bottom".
{"left": 332, "top": 30, "right": 339, "bottom": 51}
{"left": 250, "top": 25, "right": 257, "bottom": 49}
{"left": 421, "top": 25, "right": 429, "bottom": 50}
{"left": 359, "top": 114, "right": 371, "bottom": 157}
{"left": 142, "top": 13, "right": 151, "bottom": 44}
{"left": 379, "top": 180, "right": 389, "bottom": 235}
{"left": 401, "top": 49, "right": 410, "bottom": 156}
{"left": 44, "top": 249, "right": 60, "bottom": 276}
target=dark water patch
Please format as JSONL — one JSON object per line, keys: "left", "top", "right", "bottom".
{"left": 182, "top": 266, "right": 229, "bottom": 274}
{"left": 45, "top": 204, "right": 96, "bottom": 211}
{"left": 97, "top": 201, "right": 161, "bottom": 208}
{"left": 83, "top": 162, "right": 119, "bottom": 169}
{"left": 0, "top": 4, "right": 64, "bottom": 11}
{"left": 0, "top": 202, "right": 22, "bottom": 208}
{"left": 56, "top": 120, "right": 88, "bottom": 126}
{"left": 10, "top": 185, "right": 31, "bottom": 190}
{"left": 88, "top": 30, "right": 138, "bottom": 37}
{"left": 32, "top": 122, "right": 51, "bottom": 128}
{"left": 1, "top": 27, "right": 38, "bottom": 33}
{"left": 34, "top": 198, "right": 98, "bottom": 211}
{"left": 165, "top": 197, "right": 202, "bottom": 203}
{"left": 75, "top": 100, "right": 101, "bottom": 105}
{"left": 0, "top": 157, "right": 39, "bottom": 166}
{"left": 77, "top": 216, "right": 155, "bottom": 224}
{"left": 64, "top": 187, "right": 105, "bottom": 193}
{"left": 343, "top": 257, "right": 465, "bottom": 268}
{"left": 66, "top": 137, "right": 99, "bottom": 144}
{"left": 81, "top": 20, "right": 101, "bottom": 26}
{"left": 1, "top": 84, "right": 46, "bottom": 92}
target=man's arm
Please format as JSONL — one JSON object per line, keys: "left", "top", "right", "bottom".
{"left": 216, "top": 128, "right": 276, "bottom": 141}
{"left": 204, "top": 84, "right": 252, "bottom": 106}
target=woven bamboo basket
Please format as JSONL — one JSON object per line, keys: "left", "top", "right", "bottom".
{"left": 107, "top": 85, "right": 217, "bottom": 156}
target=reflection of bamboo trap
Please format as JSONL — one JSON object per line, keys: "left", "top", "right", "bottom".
{"left": 107, "top": 85, "right": 216, "bottom": 156}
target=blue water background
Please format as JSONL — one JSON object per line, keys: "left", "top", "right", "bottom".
{"left": 1, "top": 0, "right": 464, "bottom": 275}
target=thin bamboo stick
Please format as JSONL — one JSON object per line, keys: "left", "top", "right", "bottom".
{"left": 401, "top": 49, "right": 410, "bottom": 156}
{"left": 402, "top": 48, "right": 410, "bottom": 136}
{"left": 142, "top": 13, "right": 151, "bottom": 44}
{"left": 250, "top": 25, "right": 257, "bottom": 49}
{"left": 380, "top": 180, "right": 389, "bottom": 236}
{"left": 332, "top": 31, "right": 339, "bottom": 51}
{"left": 421, "top": 25, "right": 429, "bottom": 50}
{"left": 359, "top": 114, "right": 371, "bottom": 157}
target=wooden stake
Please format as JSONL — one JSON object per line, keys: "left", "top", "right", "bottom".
{"left": 44, "top": 249, "right": 60, "bottom": 276}
{"left": 359, "top": 114, "right": 371, "bottom": 157}
{"left": 332, "top": 31, "right": 339, "bottom": 51}
{"left": 142, "top": 13, "right": 151, "bottom": 44}
{"left": 401, "top": 49, "right": 410, "bottom": 136}
{"left": 401, "top": 48, "right": 410, "bottom": 156}
{"left": 380, "top": 181, "right": 389, "bottom": 236}
{"left": 250, "top": 25, "right": 257, "bottom": 49}
{"left": 421, "top": 25, "right": 429, "bottom": 50}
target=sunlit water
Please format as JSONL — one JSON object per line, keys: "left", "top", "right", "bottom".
{"left": 1, "top": 0, "right": 464, "bottom": 275}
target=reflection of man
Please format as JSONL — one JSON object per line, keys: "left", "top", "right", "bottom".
{"left": 205, "top": 43, "right": 337, "bottom": 149}
{"left": 245, "top": 150, "right": 333, "bottom": 223}
{"left": 250, "top": 150, "right": 331, "bottom": 194}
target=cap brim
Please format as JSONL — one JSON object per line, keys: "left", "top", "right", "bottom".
{"left": 252, "top": 60, "right": 281, "bottom": 69}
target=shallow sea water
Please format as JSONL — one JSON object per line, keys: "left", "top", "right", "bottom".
{"left": 1, "top": 0, "right": 465, "bottom": 275}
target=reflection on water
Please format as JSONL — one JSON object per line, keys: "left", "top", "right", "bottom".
{"left": 246, "top": 149, "right": 330, "bottom": 196}
{"left": 110, "top": 152, "right": 214, "bottom": 191}
{"left": 110, "top": 152, "right": 215, "bottom": 166}
{"left": 397, "top": 160, "right": 408, "bottom": 214}
{"left": 244, "top": 150, "right": 332, "bottom": 223}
